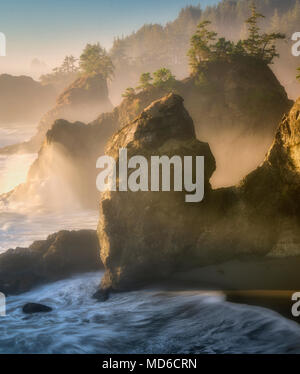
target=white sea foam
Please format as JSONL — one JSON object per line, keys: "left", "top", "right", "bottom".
{"left": 1, "top": 273, "right": 300, "bottom": 354}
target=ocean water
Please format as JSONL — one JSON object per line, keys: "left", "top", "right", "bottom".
{"left": 0, "top": 209, "right": 99, "bottom": 252}
{"left": 1, "top": 272, "right": 300, "bottom": 354}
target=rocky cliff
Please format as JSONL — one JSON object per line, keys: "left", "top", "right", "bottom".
{"left": 96, "top": 93, "right": 300, "bottom": 295}
{"left": 240, "top": 96, "right": 300, "bottom": 258}
{"left": 0, "top": 74, "right": 113, "bottom": 154}
{"left": 0, "top": 74, "right": 56, "bottom": 124}
{"left": 10, "top": 57, "right": 291, "bottom": 211}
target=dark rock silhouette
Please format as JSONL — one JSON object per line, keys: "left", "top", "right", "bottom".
{"left": 22, "top": 303, "right": 52, "bottom": 314}
{"left": 0, "top": 230, "right": 102, "bottom": 295}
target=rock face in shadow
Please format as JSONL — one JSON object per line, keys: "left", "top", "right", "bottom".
{"left": 0, "top": 74, "right": 113, "bottom": 154}
{"left": 0, "top": 230, "right": 102, "bottom": 295}
{"left": 98, "top": 94, "right": 216, "bottom": 291}
{"left": 0, "top": 74, "right": 56, "bottom": 124}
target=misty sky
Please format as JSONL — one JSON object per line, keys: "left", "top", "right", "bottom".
{"left": 0, "top": 0, "right": 219, "bottom": 75}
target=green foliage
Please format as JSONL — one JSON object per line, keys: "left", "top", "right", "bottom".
{"left": 137, "top": 73, "right": 153, "bottom": 90}
{"left": 122, "top": 87, "right": 136, "bottom": 99}
{"left": 108, "top": 0, "right": 297, "bottom": 87}
{"left": 243, "top": 3, "right": 265, "bottom": 56}
{"left": 188, "top": 3, "right": 285, "bottom": 74}
{"left": 79, "top": 43, "right": 115, "bottom": 79}
{"left": 135, "top": 68, "right": 176, "bottom": 92}
{"left": 297, "top": 68, "right": 300, "bottom": 82}
{"left": 153, "top": 68, "right": 176, "bottom": 90}
{"left": 187, "top": 21, "right": 217, "bottom": 72}
{"left": 242, "top": 3, "right": 285, "bottom": 64}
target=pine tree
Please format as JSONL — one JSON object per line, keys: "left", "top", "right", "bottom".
{"left": 243, "top": 3, "right": 265, "bottom": 57}
{"left": 188, "top": 20, "right": 217, "bottom": 73}
{"left": 153, "top": 68, "right": 176, "bottom": 90}
{"left": 80, "top": 43, "right": 115, "bottom": 80}
{"left": 137, "top": 72, "right": 153, "bottom": 90}
{"left": 242, "top": 3, "right": 285, "bottom": 64}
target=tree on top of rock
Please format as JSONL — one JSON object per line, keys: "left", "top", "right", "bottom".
{"left": 122, "top": 87, "right": 136, "bottom": 99}
{"left": 188, "top": 20, "right": 217, "bottom": 73}
{"left": 242, "top": 3, "right": 285, "bottom": 64}
{"left": 187, "top": 3, "right": 285, "bottom": 74}
{"left": 80, "top": 43, "right": 115, "bottom": 80}
{"left": 153, "top": 68, "right": 176, "bottom": 90}
{"left": 137, "top": 72, "right": 153, "bottom": 90}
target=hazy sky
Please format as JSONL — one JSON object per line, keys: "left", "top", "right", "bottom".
{"left": 0, "top": 0, "right": 218, "bottom": 75}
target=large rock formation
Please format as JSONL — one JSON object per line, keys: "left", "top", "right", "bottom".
{"left": 0, "top": 74, "right": 113, "bottom": 154}
{"left": 98, "top": 93, "right": 216, "bottom": 292}
{"left": 0, "top": 230, "right": 102, "bottom": 294}
{"left": 118, "top": 57, "right": 292, "bottom": 186}
{"left": 0, "top": 74, "right": 56, "bottom": 124}
{"left": 7, "top": 58, "right": 291, "bottom": 211}
{"left": 96, "top": 93, "right": 300, "bottom": 295}
{"left": 240, "top": 96, "right": 300, "bottom": 258}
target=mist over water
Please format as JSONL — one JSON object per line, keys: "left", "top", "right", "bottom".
{"left": 0, "top": 123, "right": 98, "bottom": 253}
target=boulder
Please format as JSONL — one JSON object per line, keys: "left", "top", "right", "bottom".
{"left": 22, "top": 303, "right": 52, "bottom": 314}
{"left": 0, "top": 230, "right": 102, "bottom": 295}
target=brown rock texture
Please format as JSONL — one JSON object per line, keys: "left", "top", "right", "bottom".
{"left": 98, "top": 93, "right": 216, "bottom": 291}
